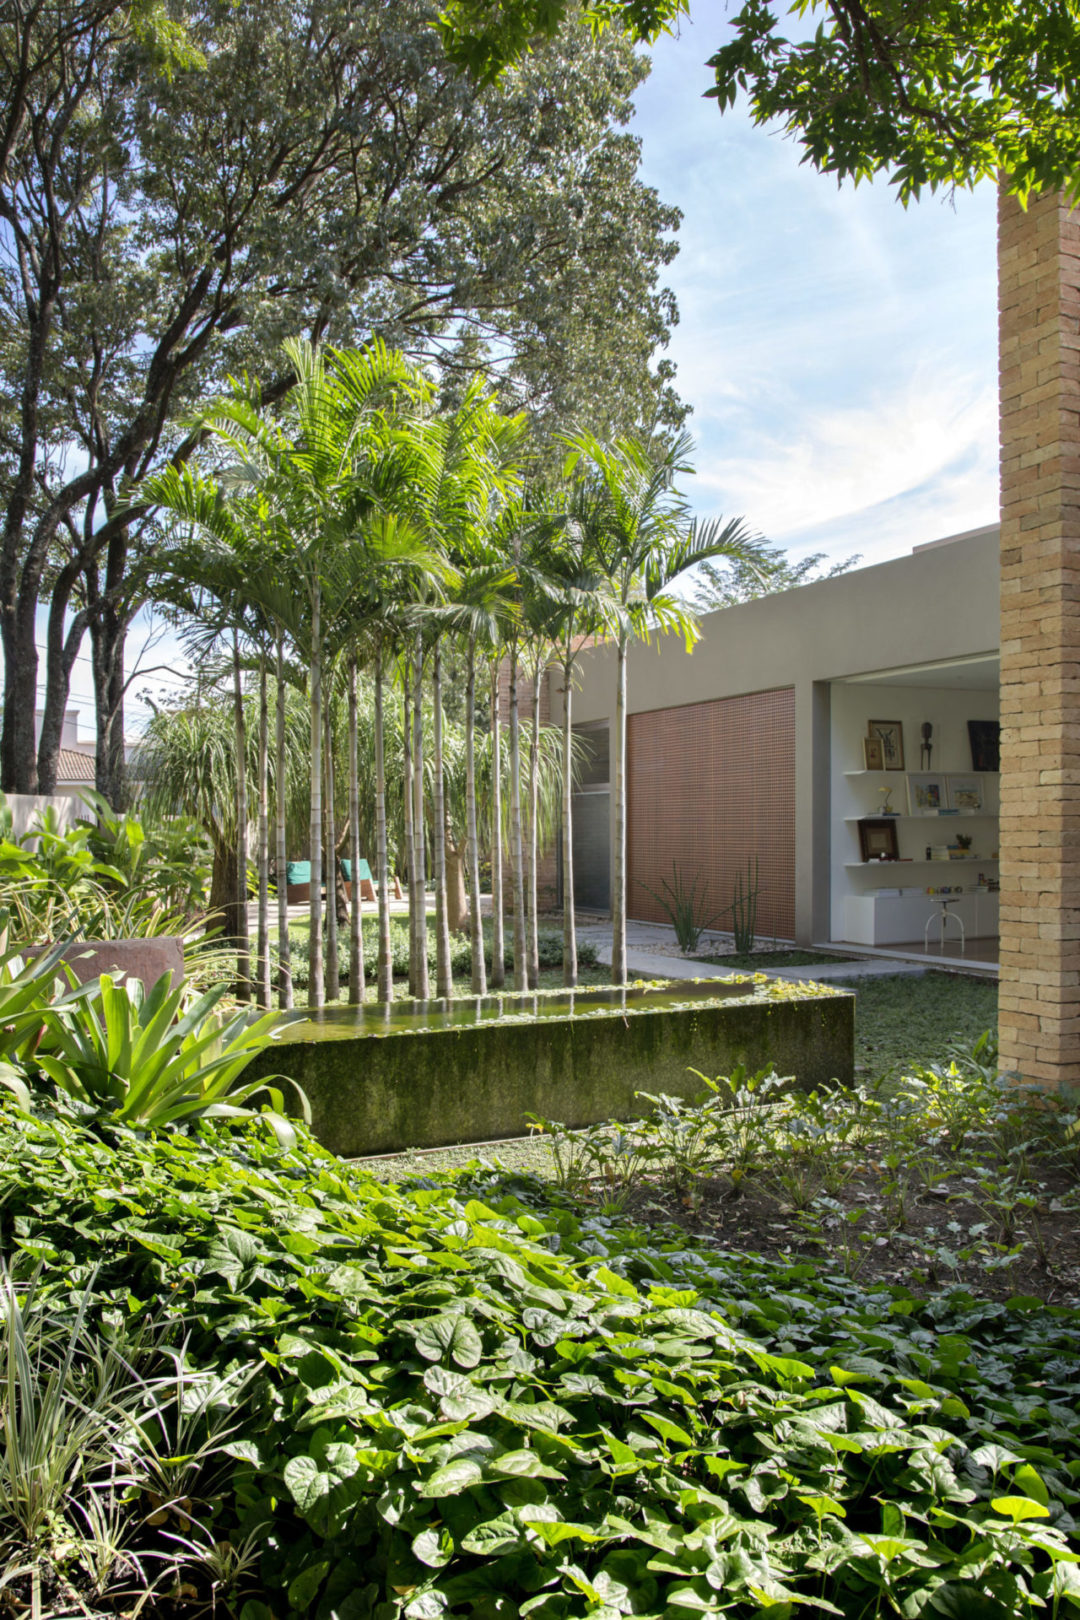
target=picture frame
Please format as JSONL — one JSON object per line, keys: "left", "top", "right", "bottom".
{"left": 857, "top": 817, "right": 900, "bottom": 862}
{"left": 867, "top": 719, "right": 905, "bottom": 770}
{"left": 907, "top": 772, "right": 947, "bottom": 816}
{"left": 863, "top": 735, "right": 885, "bottom": 771}
{"left": 968, "top": 719, "right": 1000, "bottom": 773}
{"left": 947, "top": 774, "right": 985, "bottom": 813}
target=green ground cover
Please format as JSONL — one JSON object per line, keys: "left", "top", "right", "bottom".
{"left": 840, "top": 970, "right": 998, "bottom": 1079}
{"left": 4, "top": 1107, "right": 1079, "bottom": 1620}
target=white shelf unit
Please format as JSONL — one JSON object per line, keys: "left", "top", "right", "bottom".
{"left": 844, "top": 858, "right": 998, "bottom": 869}
{"left": 834, "top": 759, "right": 999, "bottom": 945}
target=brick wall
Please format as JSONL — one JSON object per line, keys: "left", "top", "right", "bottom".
{"left": 998, "top": 188, "right": 1080, "bottom": 1087}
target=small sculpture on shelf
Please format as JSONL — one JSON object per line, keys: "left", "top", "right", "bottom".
{"left": 878, "top": 784, "right": 897, "bottom": 815}
{"left": 920, "top": 721, "right": 933, "bottom": 770}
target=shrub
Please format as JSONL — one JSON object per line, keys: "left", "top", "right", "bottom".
{"left": 288, "top": 918, "right": 597, "bottom": 991}
{"left": 1, "top": 1111, "right": 1078, "bottom": 1618}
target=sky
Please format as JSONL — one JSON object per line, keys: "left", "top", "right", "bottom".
{"left": 628, "top": 1, "right": 1000, "bottom": 570}
{"left": 48, "top": 5, "right": 1003, "bottom": 742}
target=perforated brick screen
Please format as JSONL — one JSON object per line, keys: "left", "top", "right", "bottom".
{"left": 628, "top": 687, "right": 796, "bottom": 941}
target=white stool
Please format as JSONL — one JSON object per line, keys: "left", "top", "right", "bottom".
{"left": 925, "top": 896, "right": 965, "bottom": 954}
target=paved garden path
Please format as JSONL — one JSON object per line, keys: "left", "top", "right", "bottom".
{"left": 573, "top": 920, "right": 929, "bottom": 983}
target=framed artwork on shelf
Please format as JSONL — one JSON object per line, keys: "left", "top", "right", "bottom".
{"left": 968, "top": 719, "right": 1000, "bottom": 772}
{"left": 868, "top": 719, "right": 905, "bottom": 770}
{"left": 948, "top": 774, "right": 985, "bottom": 812}
{"left": 863, "top": 736, "right": 885, "bottom": 770}
{"left": 907, "top": 773, "right": 947, "bottom": 815}
{"left": 858, "top": 817, "right": 900, "bottom": 862}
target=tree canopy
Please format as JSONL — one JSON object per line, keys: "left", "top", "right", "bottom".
{"left": 1, "top": 0, "right": 683, "bottom": 800}
{"left": 440, "top": 0, "right": 1080, "bottom": 201}
{"left": 691, "top": 542, "right": 859, "bottom": 612}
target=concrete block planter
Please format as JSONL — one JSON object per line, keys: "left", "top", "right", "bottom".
{"left": 30, "top": 936, "right": 185, "bottom": 989}
{"left": 249, "top": 977, "right": 855, "bottom": 1157}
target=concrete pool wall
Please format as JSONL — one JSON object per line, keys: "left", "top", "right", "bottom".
{"left": 248, "top": 977, "right": 855, "bottom": 1157}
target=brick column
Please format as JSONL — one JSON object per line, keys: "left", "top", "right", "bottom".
{"left": 998, "top": 187, "right": 1080, "bottom": 1087}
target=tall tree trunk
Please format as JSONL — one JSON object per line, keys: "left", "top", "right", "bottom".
{"left": 374, "top": 644, "right": 394, "bottom": 1004}
{"left": 612, "top": 632, "right": 628, "bottom": 985}
{"left": 308, "top": 581, "right": 324, "bottom": 1009}
{"left": 85, "top": 526, "right": 130, "bottom": 809}
{"left": 232, "top": 631, "right": 251, "bottom": 1001}
{"left": 37, "top": 560, "right": 87, "bottom": 795}
{"left": 412, "top": 642, "right": 430, "bottom": 999}
{"left": 561, "top": 646, "right": 578, "bottom": 988}
{"left": 324, "top": 698, "right": 340, "bottom": 1002}
{"left": 432, "top": 641, "right": 453, "bottom": 998}
{"left": 209, "top": 841, "right": 241, "bottom": 945}
{"left": 256, "top": 653, "right": 271, "bottom": 1008}
{"left": 403, "top": 665, "right": 418, "bottom": 996}
{"left": 489, "top": 661, "right": 505, "bottom": 990}
{"left": 466, "top": 640, "right": 486, "bottom": 996}
{"left": 0, "top": 606, "right": 38, "bottom": 793}
{"left": 526, "top": 649, "right": 543, "bottom": 990}
{"left": 275, "top": 628, "right": 293, "bottom": 1010}
{"left": 508, "top": 643, "right": 527, "bottom": 993}
{"left": 347, "top": 655, "right": 365, "bottom": 1005}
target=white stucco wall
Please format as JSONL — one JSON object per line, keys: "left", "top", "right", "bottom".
{"left": 552, "top": 526, "right": 1001, "bottom": 943}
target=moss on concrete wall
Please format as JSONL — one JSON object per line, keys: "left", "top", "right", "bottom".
{"left": 249, "top": 982, "right": 854, "bottom": 1157}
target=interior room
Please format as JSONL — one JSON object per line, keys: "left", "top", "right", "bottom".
{"left": 828, "top": 654, "right": 1000, "bottom": 972}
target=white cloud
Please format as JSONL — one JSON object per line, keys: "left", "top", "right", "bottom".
{"left": 688, "top": 367, "right": 998, "bottom": 552}
{"left": 630, "top": 10, "right": 1000, "bottom": 568}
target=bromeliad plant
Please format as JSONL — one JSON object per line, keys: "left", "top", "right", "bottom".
{"left": 34, "top": 974, "right": 305, "bottom": 1139}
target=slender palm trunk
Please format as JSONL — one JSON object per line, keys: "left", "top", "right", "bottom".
{"left": 507, "top": 642, "right": 527, "bottom": 992}
{"left": 466, "top": 639, "right": 486, "bottom": 996}
{"left": 526, "top": 649, "right": 543, "bottom": 989}
{"left": 432, "top": 640, "right": 453, "bottom": 998}
{"left": 561, "top": 646, "right": 578, "bottom": 988}
{"left": 374, "top": 644, "right": 394, "bottom": 1003}
{"left": 403, "top": 670, "right": 417, "bottom": 996}
{"left": 324, "top": 699, "right": 340, "bottom": 1001}
{"left": 256, "top": 652, "right": 271, "bottom": 1008}
{"left": 612, "top": 631, "right": 628, "bottom": 985}
{"left": 347, "top": 655, "right": 365, "bottom": 1005}
{"left": 308, "top": 582, "right": 324, "bottom": 1009}
{"left": 489, "top": 661, "right": 505, "bottom": 989}
{"left": 275, "top": 628, "right": 293, "bottom": 1009}
{"left": 412, "top": 641, "right": 430, "bottom": 999}
{"left": 232, "top": 630, "right": 251, "bottom": 1001}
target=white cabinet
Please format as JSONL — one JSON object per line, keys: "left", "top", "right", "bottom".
{"left": 844, "top": 891, "right": 999, "bottom": 946}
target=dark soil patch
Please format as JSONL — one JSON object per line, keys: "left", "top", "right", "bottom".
{"left": 612, "top": 1160, "right": 1080, "bottom": 1305}
{"left": 701, "top": 949, "right": 859, "bottom": 969}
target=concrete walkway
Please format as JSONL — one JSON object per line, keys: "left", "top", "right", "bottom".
{"left": 575, "top": 919, "right": 929, "bottom": 983}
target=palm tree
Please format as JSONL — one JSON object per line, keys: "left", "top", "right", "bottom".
{"left": 449, "top": 562, "right": 517, "bottom": 995}
{"left": 396, "top": 386, "right": 524, "bottom": 998}
{"left": 561, "top": 430, "right": 763, "bottom": 984}
{"left": 165, "top": 340, "right": 425, "bottom": 1007}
